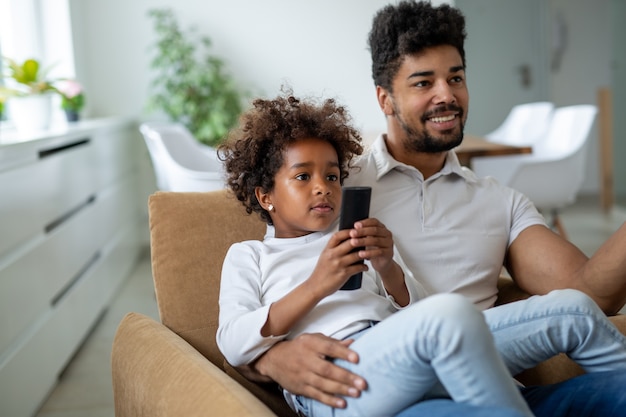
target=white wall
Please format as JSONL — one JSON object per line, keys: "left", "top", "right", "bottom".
{"left": 549, "top": 0, "right": 612, "bottom": 194}
{"left": 69, "top": 0, "right": 618, "bottom": 197}
{"left": 69, "top": 0, "right": 396, "bottom": 137}
{"left": 613, "top": 0, "right": 626, "bottom": 197}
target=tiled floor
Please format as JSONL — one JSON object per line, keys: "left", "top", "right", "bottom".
{"left": 33, "top": 197, "right": 626, "bottom": 417}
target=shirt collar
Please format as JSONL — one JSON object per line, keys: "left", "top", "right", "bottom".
{"left": 368, "top": 134, "right": 477, "bottom": 183}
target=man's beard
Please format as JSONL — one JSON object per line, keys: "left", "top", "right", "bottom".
{"left": 394, "top": 103, "right": 465, "bottom": 153}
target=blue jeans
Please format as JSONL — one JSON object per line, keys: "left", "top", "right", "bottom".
{"left": 393, "top": 370, "right": 626, "bottom": 417}
{"left": 293, "top": 293, "right": 533, "bottom": 417}
{"left": 393, "top": 371, "right": 626, "bottom": 417}
{"left": 393, "top": 399, "right": 530, "bottom": 417}
{"left": 485, "top": 289, "right": 626, "bottom": 376}
{"left": 522, "top": 369, "right": 626, "bottom": 416}
{"left": 396, "top": 289, "right": 626, "bottom": 417}
{"left": 293, "top": 290, "right": 626, "bottom": 417}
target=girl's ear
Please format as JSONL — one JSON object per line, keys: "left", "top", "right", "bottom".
{"left": 255, "top": 187, "right": 272, "bottom": 211}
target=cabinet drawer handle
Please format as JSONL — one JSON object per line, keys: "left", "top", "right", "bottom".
{"left": 45, "top": 195, "right": 97, "bottom": 233}
{"left": 38, "top": 138, "right": 90, "bottom": 159}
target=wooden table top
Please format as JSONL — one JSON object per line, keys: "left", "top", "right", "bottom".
{"left": 454, "top": 135, "right": 532, "bottom": 167}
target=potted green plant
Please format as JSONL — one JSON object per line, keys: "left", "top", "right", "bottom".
{"left": 146, "top": 8, "right": 247, "bottom": 147}
{"left": 56, "top": 79, "right": 86, "bottom": 122}
{"left": 0, "top": 57, "right": 57, "bottom": 132}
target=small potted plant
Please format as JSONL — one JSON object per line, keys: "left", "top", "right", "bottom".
{"left": 0, "top": 57, "right": 57, "bottom": 132}
{"left": 56, "top": 79, "right": 86, "bottom": 122}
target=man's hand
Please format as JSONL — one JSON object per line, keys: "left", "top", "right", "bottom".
{"left": 252, "top": 333, "right": 367, "bottom": 408}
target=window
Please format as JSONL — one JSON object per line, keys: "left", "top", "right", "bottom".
{"left": 0, "top": 0, "right": 74, "bottom": 77}
{"left": 1, "top": 0, "right": 75, "bottom": 126}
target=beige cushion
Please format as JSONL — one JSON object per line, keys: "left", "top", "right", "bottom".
{"left": 112, "top": 312, "right": 278, "bottom": 417}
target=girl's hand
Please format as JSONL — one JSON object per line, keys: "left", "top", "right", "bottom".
{"left": 349, "top": 218, "right": 395, "bottom": 274}
{"left": 306, "top": 229, "right": 369, "bottom": 298}
{"left": 349, "top": 218, "right": 409, "bottom": 306}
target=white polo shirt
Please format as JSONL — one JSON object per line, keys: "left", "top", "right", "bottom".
{"left": 345, "top": 135, "right": 546, "bottom": 310}
{"left": 217, "top": 229, "right": 427, "bottom": 367}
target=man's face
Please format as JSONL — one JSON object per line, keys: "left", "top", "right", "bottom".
{"left": 382, "top": 45, "right": 469, "bottom": 153}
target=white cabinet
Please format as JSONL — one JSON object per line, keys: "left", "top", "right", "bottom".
{"left": 0, "top": 118, "right": 143, "bottom": 417}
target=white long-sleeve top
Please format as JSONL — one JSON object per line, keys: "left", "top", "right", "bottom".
{"left": 217, "top": 228, "right": 427, "bottom": 367}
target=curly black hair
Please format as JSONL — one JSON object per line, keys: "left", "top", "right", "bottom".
{"left": 217, "top": 92, "right": 363, "bottom": 225}
{"left": 368, "top": 0, "right": 467, "bottom": 92}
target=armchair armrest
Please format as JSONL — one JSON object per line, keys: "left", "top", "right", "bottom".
{"left": 112, "top": 312, "right": 277, "bottom": 417}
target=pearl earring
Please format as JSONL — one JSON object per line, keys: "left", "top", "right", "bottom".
{"left": 268, "top": 204, "right": 274, "bottom": 212}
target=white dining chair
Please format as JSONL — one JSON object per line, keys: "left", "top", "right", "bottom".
{"left": 485, "top": 101, "right": 555, "bottom": 147}
{"left": 139, "top": 122, "right": 225, "bottom": 192}
{"left": 472, "top": 104, "right": 598, "bottom": 239}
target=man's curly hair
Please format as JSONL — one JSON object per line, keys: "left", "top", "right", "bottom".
{"left": 218, "top": 92, "right": 363, "bottom": 225}
{"left": 368, "top": 0, "right": 467, "bottom": 92}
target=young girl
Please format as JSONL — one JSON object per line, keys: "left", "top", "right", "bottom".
{"left": 216, "top": 92, "right": 534, "bottom": 417}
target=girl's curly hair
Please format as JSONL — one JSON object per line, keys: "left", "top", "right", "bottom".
{"left": 217, "top": 92, "right": 363, "bottom": 225}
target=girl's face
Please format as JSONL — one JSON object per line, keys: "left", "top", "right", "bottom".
{"left": 257, "top": 137, "right": 342, "bottom": 238}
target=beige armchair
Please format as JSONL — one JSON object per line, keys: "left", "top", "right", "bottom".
{"left": 111, "top": 190, "right": 626, "bottom": 416}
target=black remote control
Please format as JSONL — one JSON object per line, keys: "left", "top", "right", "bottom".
{"left": 338, "top": 186, "right": 372, "bottom": 290}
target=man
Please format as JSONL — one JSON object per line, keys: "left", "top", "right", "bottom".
{"left": 240, "top": 2, "right": 626, "bottom": 416}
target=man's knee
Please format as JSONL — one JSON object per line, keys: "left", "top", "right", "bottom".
{"left": 540, "top": 288, "right": 602, "bottom": 315}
